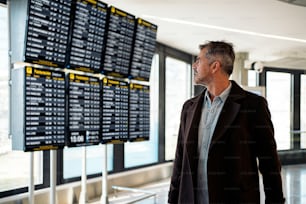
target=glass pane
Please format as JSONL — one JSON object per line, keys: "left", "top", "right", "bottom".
{"left": 125, "top": 54, "right": 159, "bottom": 168}
{"left": 0, "top": 152, "right": 42, "bottom": 192}
{"left": 165, "top": 57, "right": 191, "bottom": 160}
{"left": 63, "top": 145, "right": 113, "bottom": 179}
{"left": 0, "top": 6, "right": 43, "bottom": 192}
{"left": 248, "top": 70, "right": 257, "bottom": 86}
{"left": 0, "top": 5, "right": 9, "bottom": 155}
{"left": 301, "top": 74, "right": 306, "bottom": 149}
{"left": 266, "top": 72, "right": 291, "bottom": 150}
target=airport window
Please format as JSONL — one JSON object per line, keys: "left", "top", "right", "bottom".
{"left": 0, "top": 5, "right": 44, "bottom": 194}
{"left": 0, "top": 152, "right": 43, "bottom": 193}
{"left": 301, "top": 74, "right": 306, "bottom": 149}
{"left": 261, "top": 68, "right": 306, "bottom": 151}
{"left": 63, "top": 145, "right": 113, "bottom": 179}
{"left": 266, "top": 71, "right": 291, "bottom": 150}
{"left": 124, "top": 54, "right": 159, "bottom": 168}
{"left": 165, "top": 57, "right": 191, "bottom": 160}
{"left": 248, "top": 70, "right": 258, "bottom": 86}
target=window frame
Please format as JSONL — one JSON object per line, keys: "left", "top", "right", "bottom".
{"left": 259, "top": 67, "right": 305, "bottom": 151}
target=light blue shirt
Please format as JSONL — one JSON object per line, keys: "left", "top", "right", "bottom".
{"left": 197, "top": 83, "right": 232, "bottom": 204}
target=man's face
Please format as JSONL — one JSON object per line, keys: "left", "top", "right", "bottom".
{"left": 192, "top": 48, "right": 213, "bottom": 86}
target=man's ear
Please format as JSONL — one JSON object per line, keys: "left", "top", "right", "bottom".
{"left": 211, "top": 61, "right": 221, "bottom": 72}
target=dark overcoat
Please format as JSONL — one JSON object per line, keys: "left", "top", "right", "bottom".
{"left": 168, "top": 81, "right": 285, "bottom": 204}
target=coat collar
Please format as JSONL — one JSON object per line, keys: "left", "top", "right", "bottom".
{"left": 185, "top": 81, "right": 246, "bottom": 156}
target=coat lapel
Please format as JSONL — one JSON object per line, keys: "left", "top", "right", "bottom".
{"left": 184, "top": 91, "right": 204, "bottom": 181}
{"left": 209, "top": 81, "right": 246, "bottom": 150}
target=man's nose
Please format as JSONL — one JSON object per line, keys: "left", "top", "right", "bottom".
{"left": 192, "top": 62, "right": 197, "bottom": 70}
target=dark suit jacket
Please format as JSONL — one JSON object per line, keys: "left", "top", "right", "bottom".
{"left": 168, "top": 81, "right": 285, "bottom": 204}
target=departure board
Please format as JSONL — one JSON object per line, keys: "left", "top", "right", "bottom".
{"left": 102, "top": 78, "right": 129, "bottom": 143}
{"left": 68, "top": 0, "right": 108, "bottom": 73}
{"left": 24, "top": 67, "right": 66, "bottom": 151}
{"left": 67, "top": 73, "right": 101, "bottom": 146}
{"left": 24, "top": 0, "right": 72, "bottom": 67}
{"left": 130, "top": 19, "right": 157, "bottom": 81}
{"left": 102, "top": 6, "right": 135, "bottom": 78}
{"left": 129, "top": 83, "right": 150, "bottom": 141}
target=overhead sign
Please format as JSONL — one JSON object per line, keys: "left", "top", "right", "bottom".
{"left": 102, "top": 6, "right": 135, "bottom": 78}
{"left": 24, "top": 0, "right": 72, "bottom": 67}
{"left": 68, "top": 0, "right": 108, "bottom": 73}
{"left": 130, "top": 18, "right": 157, "bottom": 81}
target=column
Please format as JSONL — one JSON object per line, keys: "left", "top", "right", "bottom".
{"left": 232, "top": 52, "right": 249, "bottom": 86}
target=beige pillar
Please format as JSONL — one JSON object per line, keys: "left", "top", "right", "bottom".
{"left": 232, "top": 52, "right": 249, "bottom": 86}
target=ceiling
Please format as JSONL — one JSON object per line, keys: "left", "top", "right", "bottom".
{"left": 103, "top": 0, "right": 306, "bottom": 70}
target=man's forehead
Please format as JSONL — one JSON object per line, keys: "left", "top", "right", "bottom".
{"left": 198, "top": 48, "right": 208, "bottom": 57}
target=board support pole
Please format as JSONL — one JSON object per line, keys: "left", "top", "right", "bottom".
{"left": 29, "top": 152, "right": 34, "bottom": 204}
{"left": 100, "top": 144, "right": 108, "bottom": 204}
{"left": 50, "top": 149, "right": 57, "bottom": 204}
{"left": 79, "top": 146, "right": 87, "bottom": 204}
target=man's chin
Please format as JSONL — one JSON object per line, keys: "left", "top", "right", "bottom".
{"left": 194, "top": 78, "right": 207, "bottom": 86}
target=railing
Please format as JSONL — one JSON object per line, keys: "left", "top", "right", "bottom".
{"left": 112, "top": 185, "right": 156, "bottom": 204}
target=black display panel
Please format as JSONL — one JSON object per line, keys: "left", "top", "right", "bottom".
{"left": 102, "top": 6, "right": 135, "bottom": 78}
{"left": 129, "top": 83, "right": 150, "bottom": 141}
{"left": 24, "top": 0, "right": 72, "bottom": 67}
{"left": 67, "top": 0, "right": 108, "bottom": 73}
{"left": 102, "top": 78, "right": 129, "bottom": 143}
{"left": 67, "top": 73, "right": 101, "bottom": 146}
{"left": 24, "top": 67, "right": 66, "bottom": 151}
{"left": 130, "top": 18, "right": 157, "bottom": 81}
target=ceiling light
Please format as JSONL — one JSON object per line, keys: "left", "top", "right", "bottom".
{"left": 143, "top": 15, "right": 306, "bottom": 44}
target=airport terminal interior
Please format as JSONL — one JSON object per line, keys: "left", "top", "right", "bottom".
{"left": 1, "top": 0, "right": 306, "bottom": 203}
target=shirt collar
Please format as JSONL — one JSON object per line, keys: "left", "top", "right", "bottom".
{"left": 204, "top": 82, "right": 232, "bottom": 103}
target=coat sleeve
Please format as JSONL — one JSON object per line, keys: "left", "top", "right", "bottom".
{"left": 168, "top": 102, "right": 188, "bottom": 204}
{"left": 254, "top": 97, "right": 285, "bottom": 203}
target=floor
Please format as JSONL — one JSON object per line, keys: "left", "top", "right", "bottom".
{"left": 101, "top": 164, "right": 306, "bottom": 204}
{"left": 282, "top": 164, "right": 306, "bottom": 204}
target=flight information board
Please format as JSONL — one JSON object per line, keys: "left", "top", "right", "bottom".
{"left": 24, "top": 0, "right": 72, "bottom": 67}
{"left": 102, "top": 6, "right": 135, "bottom": 78}
{"left": 130, "top": 18, "right": 157, "bottom": 81}
{"left": 67, "top": 73, "right": 101, "bottom": 146}
{"left": 102, "top": 78, "right": 129, "bottom": 143}
{"left": 68, "top": 0, "right": 108, "bottom": 73}
{"left": 24, "top": 67, "right": 66, "bottom": 151}
{"left": 129, "top": 83, "right": 150, "bottom": 141}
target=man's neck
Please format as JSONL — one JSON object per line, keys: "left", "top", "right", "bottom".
{"left": 207, "top": 80, "right": 230, "bottom": 101}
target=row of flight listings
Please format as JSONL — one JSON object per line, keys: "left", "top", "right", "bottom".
{"left": 12, "top": 66, "right": 151, "bottom": 151}
{"left": 13, "top": 0, "right": 157, "bottom": 81}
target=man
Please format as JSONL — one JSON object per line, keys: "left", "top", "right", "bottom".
{"left": 168, "top": 41, "right": 285, "bottom": 203}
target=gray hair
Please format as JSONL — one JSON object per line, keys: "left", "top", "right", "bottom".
{"left": 199, "top": 41, "right": 235, "bottom": 76}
